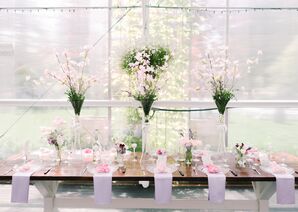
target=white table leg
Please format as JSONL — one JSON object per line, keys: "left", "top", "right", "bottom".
{"left": 252, "top": 181, "right": 276, "bottom": 212}
{"left": 35, "top": 181, "right": 59, "bottom": 212}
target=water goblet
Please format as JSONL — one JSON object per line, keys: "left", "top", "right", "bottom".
{"left": 131, "top": 143, "right": 137, "bottom": 162}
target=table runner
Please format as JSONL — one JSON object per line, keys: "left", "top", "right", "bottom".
{"left": 154, "top": 172, "right": 173, "bottom": 204}
{"left": 93, "top": 172, "right": 112, "bottom": 204}
{"left": 274, "top": 174, "right": 295, "bottom": 204}
{"left": 11, "top": 166, "right": 40, "bottom": 203}
{"left": 207, "top": 172, "right": 226, "bottom": 203}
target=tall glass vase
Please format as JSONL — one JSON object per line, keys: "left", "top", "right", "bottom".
{"left": 217, "top": 114, "right": 227, "bottom": 153}
{"left": 72, "top": 115, "right": 82, "bottom": 159}
{"left": 140, "top": 120, "right": 150, "bottom": 170}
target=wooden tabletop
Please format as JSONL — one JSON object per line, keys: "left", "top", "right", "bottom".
{"left": 0, "top": 152, "right": 298, "bottom": 182}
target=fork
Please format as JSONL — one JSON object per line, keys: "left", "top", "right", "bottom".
{"left": 252, "top": 166, "right": 261, "bottom": 175}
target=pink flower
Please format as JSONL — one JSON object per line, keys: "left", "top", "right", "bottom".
{"left": 96, "top": 164, "right": 110, "bottom": 173}
{"left": 205, "top": 164, "right": 219, "bottom": 174}
{"left": 83, "top": 148, "right": 93, "bottom": 154}
{"left": 156, "top": 149, "right": 166, "bottom": 155}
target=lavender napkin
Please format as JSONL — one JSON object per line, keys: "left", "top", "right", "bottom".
{"left": 11, "top": 166, "right": 39, "bottom": 203}
{"left": 93, "top": 172, "right": 112, "bottom": 205}
{"left": 274, "top": 174, "right": 295, "bottom": 204}
{"left": 207, "top": 173, "right": 226, "bottom": 203}
{"left": 154, "top": 172, "right": 172, "bottom": 204}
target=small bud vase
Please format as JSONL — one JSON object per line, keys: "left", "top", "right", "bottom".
{"left": 185, "top": 147, "right": 192, "bottom": 165}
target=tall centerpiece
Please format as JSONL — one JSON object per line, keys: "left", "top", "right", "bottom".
{"left": 121, "top": 46, "right": 171, "bottom": 157}
{"left": 46, "top": 47, "right": 97, "bottom": 157}
{"left": 198, "top": 47, "right": 262, "bottom": 152}
{"left": 41, "top": 117, "right": 67, "bottom": 162}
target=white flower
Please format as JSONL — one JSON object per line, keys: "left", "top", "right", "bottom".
{"left": 25, "top": 75, "right": 31, "bottom": 81}
{"left": 257, "top": 50, "right": 263, "bottom": 56}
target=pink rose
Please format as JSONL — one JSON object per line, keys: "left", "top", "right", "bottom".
{"left": 96, "top": 164, "right": 110, "bottom": 173}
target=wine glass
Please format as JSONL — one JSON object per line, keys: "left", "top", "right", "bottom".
{"left": 131, "top": 143, "right": 137, "bottom": 162}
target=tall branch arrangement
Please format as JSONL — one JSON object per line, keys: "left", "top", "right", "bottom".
{"left": 45, "top": 47, "right": 97, "bottom": 116}
{"left": 198, "top": 47, "right": 262, "bottom": 116}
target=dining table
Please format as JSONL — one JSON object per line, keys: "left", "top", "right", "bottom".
{"left": 0, "top": 152, "right": 297, "bottom": 212}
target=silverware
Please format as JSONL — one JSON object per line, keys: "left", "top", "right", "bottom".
{"left": 192, "top": 167, "right": 197, "bottom": 175}
{"left": 81, "top": 167, "right": 87, "bottom": 176}
{"left": 230, "top": 169, "right": 238, "bottom": 176}
{"left": 43, "top": 168, "right": 51, "bottom": 175}
{"left": 252, "top": 166, "right": 261, "bottom": 175}
{"left": 178, "top": 169, "right": 184, "bottom": 176}
{"left": 3, "top": 168, "right": 13, "bottom": 175}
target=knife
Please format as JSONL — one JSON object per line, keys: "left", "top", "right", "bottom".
{"left": 178, "top": 169, "right": 184, "bottom": 176}
{"left": 230, "top": 169, "right": 238, "bottom": 176}
{"left": 44, "top": 168, "right": 51, "bottom": 175}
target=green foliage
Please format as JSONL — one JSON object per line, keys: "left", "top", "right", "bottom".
{"left": 212, "top": 82, "right": 234, "bottom": 115}
{"left": 123, "top": 134, "right": 142, "bottom": 152}
{"left": 66, "top": 88, "right": 85, "bottom": 115}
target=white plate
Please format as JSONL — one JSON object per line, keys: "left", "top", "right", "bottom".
{"left": 87, "top": 163, "right": 118, "bottom": 174}
{"left": 259, "top": 165, "right": 294, "bottom": 175}
{"left": 14, "top": 164, "right": 40, "bottom": 173}
{"left": 198, "top": 165, "right": 229, "bottom": 175}
{"left": 146, "top": 164, "right": 178, "bottom": 174}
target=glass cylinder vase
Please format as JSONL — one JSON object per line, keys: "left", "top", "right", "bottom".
{"left": 140, "top": 120, "right": 150, "bottom": 170}
{"left": 72, "top": 115, "right": 82, "bottom": 159}
{"left": 185, "top": 147, "right": 192, "bottom": 165}
{"left": 55, "top": 146, "right": 62, "bottom": 162}
{"left": 217, "top": 114, "right": 227, "bottom": 153}
{"left": 236, "top": 155, "right": 247, "bottom": 168}
{"left": 156, "top": 155, "right": 167, "bottom": 172}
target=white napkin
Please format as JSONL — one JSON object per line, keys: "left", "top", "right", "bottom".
{"left": 207, "top": 172, "right": 226, "bottom": 203}
{"left": 11, "top": 166, "right": 39, "bottom": 203}
{"left": 93, "top": 172, "right": 112, "bottom": 205}
{"left": 274, "top": 174, "right": 295, "bottom": 204}
{"left": 154, "top": 172, "right": 172, "bottom": 204}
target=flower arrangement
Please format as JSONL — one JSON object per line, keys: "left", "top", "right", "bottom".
{"left": 234, "top": 143, "right": 253, "bottom": 167}
{"left": 204, "top": 164, "right": 220, "bottom": 174}
{"left": 180, "top": 129, "right": 202, "bottom": 150}
{"left": 41, "top": 117, "right": 67, "bottom": 161}
{"left": 198, "top": 47, "right": 262, "bottom": 118}
{"left": 156, "top": 149, "right": 166, "bottom": 156}
{"left": 45, "top": 47, "right": 97, "bottom": 116}
{"left": 115, "top": 142, "right": 127, "bottom": 155}
{"left": 179, "top": 129, "right": 201, "bottom": 165}
{"left": 121, "top": 46, "right": 171, "bottom": 122}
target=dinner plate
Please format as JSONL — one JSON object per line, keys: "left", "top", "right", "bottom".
{"left": 86, "top": 163, "right": 118, "bottom": 174}
{"left": 14, "top": 164, "right": 40, "bottom": 173}
{"left": 259, "top": 165, "right": 294, "bottom": 175}
{"left": 146, "top": 164, "right": 178, "bottom": 174}
{"left": 198, "top": 165, "right": 229, "bottom": 175}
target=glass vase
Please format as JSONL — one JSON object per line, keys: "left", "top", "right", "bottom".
{"left": 55, "top": 145, "right": 62, "bottom": 162}
{"left": 72, "top": 115, "right": 82, "bottom": 159}
{"left": 156, "top": 155, "right": 167, "bottom": 172}
{"left": 217, "top": 114, "right": 227, "bottom": 153}
{"left": 140, "top": 98, "right": 154, "bottom": 123}
{"left": 236, "top": 155, "right": 247, "bottom": 168}
{"left": 185, "top": 147, "right": 192, "bottom": 165}
{"left": 140, "top": 120, "right": 150, "bottom": 170}
{"left": 117, "top": 152, "right": 125, "bottom": 167}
